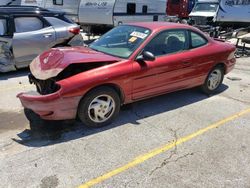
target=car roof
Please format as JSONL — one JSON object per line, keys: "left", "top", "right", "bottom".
{"left": 127, "top": 22, "right": 197, "bottom": 31}
{"left": 0, "top": 5, "right": 63, "bottom": 15}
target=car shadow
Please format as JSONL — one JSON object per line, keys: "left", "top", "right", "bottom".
{"left": 13, "top": 84, "right": 228, "bottom": 147}
{"left": 0, "top": 68, "right": 30, "bottom": 80}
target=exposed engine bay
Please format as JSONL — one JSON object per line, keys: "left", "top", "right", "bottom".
{"left": 29, "top": 62, "right": 113, "bottom": 95}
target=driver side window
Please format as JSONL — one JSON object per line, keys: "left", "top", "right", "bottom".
{"left": 144, "top": 30, "right": 188, "bottom": 56}
{"left": 190, "top": 31, "right": 207, "bottom": 48}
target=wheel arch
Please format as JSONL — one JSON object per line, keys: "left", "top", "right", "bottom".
{"left": 78, "top": 83, "right": 125, "bottom": 107}
{"left": 214, "top": 62, "right": 226, "bottom": 73}
{"left": 96, "top": 83, "right": 125, "bottom": 104}
{"left": 76, "top": 83, "right": 123, "bottom": 126}
{"left": 203, "top": 62, "right": 226, "bottom": 82}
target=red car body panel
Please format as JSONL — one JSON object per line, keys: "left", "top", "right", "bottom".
{"left": 17, "top": 22, "right": 236, "bottom": 121}
{"left": 30, "top": 46, "right": 121, "bottom": 80}
{"left": 18, "top": 92, "right": 82, "bottom": 120}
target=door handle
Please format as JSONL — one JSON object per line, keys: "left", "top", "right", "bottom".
{"left": 43, "top": 33, "right": 52, "bottom": 38}
{"left": 182, "top": 61, "right": 192, "bottom": 66}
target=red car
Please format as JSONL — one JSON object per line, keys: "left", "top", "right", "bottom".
{"left": 17, "top": 22, "right": 236, "bottom": 128}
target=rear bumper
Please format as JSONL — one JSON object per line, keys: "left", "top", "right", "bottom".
{"left": 17, "top": 91, "right": 82, "bottom": 120}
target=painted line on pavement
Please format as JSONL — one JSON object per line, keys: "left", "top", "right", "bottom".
{"left": 78, "top": 107, "right": 250, "bottom": 188}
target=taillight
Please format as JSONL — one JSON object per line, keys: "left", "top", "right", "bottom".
{"left": 69, "top": 27, "right": 80, "bottom": 35}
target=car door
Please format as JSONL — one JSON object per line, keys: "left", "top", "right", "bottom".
{"left": 0, "top": 16, "right": 16, "bottom": 72}
{"left": 132, "top": 29, "right": 197, "bottom": 100}
{"left": 12, "top": 15, "right": 56, "bottom": 68}
{"left": 183, "top": 30, "right": 214, "bottom": 83}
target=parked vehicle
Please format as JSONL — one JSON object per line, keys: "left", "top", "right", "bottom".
{"left": 0, "top": 6, "right": 80, "bottom": 72}
{"left": 21, "top": 0, "right": 167, "bottom": 35}
{"left": 21, "top": 0, "right": 75, "bottom": 19}
{"left": 18, "top": 22, "right": 236, "bottom": 128}
{"left": 166, "top": 0, "right": 196, "bottom": 20}
{"left": 0, "top": 0, "right": 20, "bottom": 5}
{"left": 189, "top": 0, "right": 250, "bottom": 35}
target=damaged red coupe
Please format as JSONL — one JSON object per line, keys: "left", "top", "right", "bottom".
{"left": 17, "top": 22, "right": 236, "bottom": 128}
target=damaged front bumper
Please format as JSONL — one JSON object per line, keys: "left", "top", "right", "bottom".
{"left": 17, "top": 91, "right": 82, "bottom": 120}
{"left": 17, "top": 81, "right": 82, "bottom": 121}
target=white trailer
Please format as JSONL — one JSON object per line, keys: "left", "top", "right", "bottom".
{"left": 20, "top": 0, "right": 45, "bottom": 6}
{"left": 79, "top": 0, "right": 166, "bottom": 25}
{"left": 21, "top": 0, "right": 80, "bottom": 22}
{"left": 189, "top": 0, "right": 250, "bottom": 28}
{"left": 217, "top": 0, "right": 250, "bottom": 25}
{"left": 21, "top": 0, "right": 167, "bottom": 34}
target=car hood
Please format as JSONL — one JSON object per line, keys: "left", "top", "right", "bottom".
{"left": 30, "top": 47, "right": 121, "bottom": 80}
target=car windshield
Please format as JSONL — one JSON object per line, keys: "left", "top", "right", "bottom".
{"left": 193, "top": 3, "right": 218, "bottom": 12}
{"left": 89, "top": 25, "right": 151, "bottom": 58}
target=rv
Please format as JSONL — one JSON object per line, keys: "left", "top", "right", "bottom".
{"left": 21, "top": 0, "right": 167, "bottom": 34}
{"left": 189, "top": 0, "right": 250, "bottom": 29}
{"left": 21, "top": 0, "right": 74, "bottom": 16}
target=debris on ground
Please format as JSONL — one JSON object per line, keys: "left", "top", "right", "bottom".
{"left": 227, "top": 77, "right": 242, "bottom": 81}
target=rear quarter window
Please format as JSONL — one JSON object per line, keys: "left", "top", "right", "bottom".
{"left": 14, "top": 17, "right": 43, "bottom": 33}
{"left": 191, "top": 32, "right": 207, "bottom": 48}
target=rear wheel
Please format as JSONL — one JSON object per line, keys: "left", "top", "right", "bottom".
{"left": 201, "top": 66, "right": 224, "bottom": 95}
{"left": 78, "top": 87, "right": 120, "bottom": 128}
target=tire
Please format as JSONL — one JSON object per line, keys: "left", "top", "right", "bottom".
{"left": 24, "top": 108, "right": 47, "bottom": 130}
{"left": 201, "top": 66, "right": 224, "bottom": 95}
{"left": 77, "top": 86, "right": 121, "bottom": 128}
{"left": 24, "top": 108, "right": 60, "bottom": 131}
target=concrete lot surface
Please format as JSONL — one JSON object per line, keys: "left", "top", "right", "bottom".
{"left": 0, "top": 57, "right": 250, "bottom": 188}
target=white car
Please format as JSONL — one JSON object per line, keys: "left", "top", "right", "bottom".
{"left": 0, "top": 5, "right": 80, "bottom": 72}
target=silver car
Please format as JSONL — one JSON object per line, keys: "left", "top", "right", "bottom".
{"left": 0, "top": 6, "right": 80, "bottom": 72}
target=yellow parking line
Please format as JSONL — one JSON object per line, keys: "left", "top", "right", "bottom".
{"left": 0, "top": 84, "right": 33, "bottom": 92}
{"left": 78, "top": 107, "right": 250, "bottom": 188}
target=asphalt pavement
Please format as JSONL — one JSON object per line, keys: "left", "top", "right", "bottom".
{"left": 0, "top": 57, "right": 250, "bottom": 188}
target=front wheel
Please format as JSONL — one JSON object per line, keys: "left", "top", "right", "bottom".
{"left": 201, "top": 66, "right": 224, "bottom": 95}
{"left": 77, "top": 87, "right": 120, "bottom": 128}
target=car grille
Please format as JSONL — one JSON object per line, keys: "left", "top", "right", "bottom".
{"left": 191, "top": 16, "right": 208, "bottom": 25}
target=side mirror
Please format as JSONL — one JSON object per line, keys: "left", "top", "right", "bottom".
{"left": 136, "top": 51, "right": 155, "bottom": 62}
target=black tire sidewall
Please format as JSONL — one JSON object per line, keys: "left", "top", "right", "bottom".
{"left": 77, "top": 87, "right": 121, "bottom": 128}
